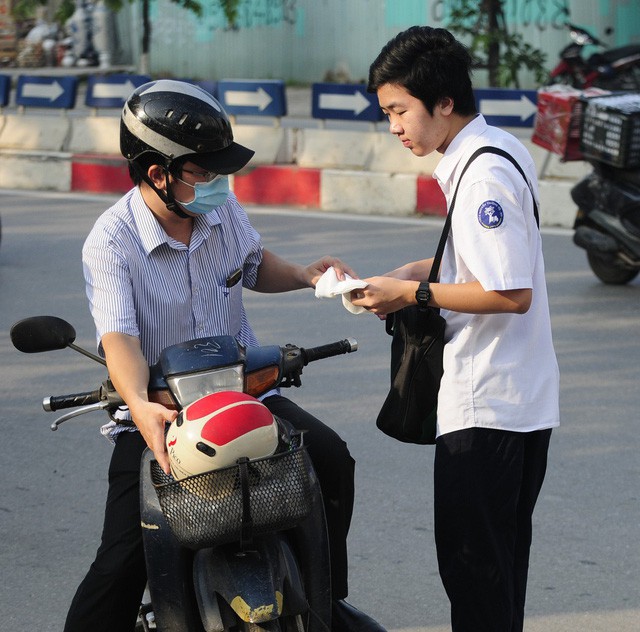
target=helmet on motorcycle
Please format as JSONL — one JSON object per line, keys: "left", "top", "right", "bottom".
{"left": 120, "top": 79, "right": 254, "bottom": 175}
{"left": 166, "top": 391, "right": 279, "bottom": 480}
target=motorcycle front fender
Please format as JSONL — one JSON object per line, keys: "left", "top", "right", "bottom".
{"left": 193, "top": 535, "right": 308, "bottom": 624}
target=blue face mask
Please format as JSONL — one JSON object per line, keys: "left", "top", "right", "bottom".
{"left": 176, "top": 175, "right": 230, "bottom": 215}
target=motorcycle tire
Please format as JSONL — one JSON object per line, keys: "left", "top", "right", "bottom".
{"left": 243, "top": 616, "right": 304, "bottom": 632}
{"left": 586, "top": 252, "right": 640, "bottom": 284}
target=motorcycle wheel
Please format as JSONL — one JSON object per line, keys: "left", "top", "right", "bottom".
{"left": 586, "top": 252, "right": 640, "bottom": 284}
{"left": 243, "top": 616, "right": 304, "bottom": 632}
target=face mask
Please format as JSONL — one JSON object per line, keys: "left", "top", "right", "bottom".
{"left": 176, "top": 176, "right": 230, "bottom": 215}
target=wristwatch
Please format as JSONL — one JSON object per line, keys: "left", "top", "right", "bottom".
{"left": 415, "top": 281, "right": 432, "bottom": 311}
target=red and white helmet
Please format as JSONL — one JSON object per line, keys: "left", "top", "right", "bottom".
{"left": 166, "top": 391, "right": 279, "bottom": 480}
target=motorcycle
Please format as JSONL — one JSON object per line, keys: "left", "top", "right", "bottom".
{"left": 571, "top": 161, "right": 640, "bottom": 284}
{"left": 10, "top": 314, "right": 358, "bottom": 632}
{"left": 549, "top": 22, "right": 640, "bottom": 91}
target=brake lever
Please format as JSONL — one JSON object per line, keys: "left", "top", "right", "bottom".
{"left": 50, "top": 401, "right": 112, "bottom": 431}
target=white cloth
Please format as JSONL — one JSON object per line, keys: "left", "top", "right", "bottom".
{"left": 315, "top": 266, "right": 368, "bottom": 314}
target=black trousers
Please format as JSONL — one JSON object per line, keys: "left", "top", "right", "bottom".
{"left": 434, "top": 427, "right": 552, "bottom": 632}
{"left": 63, "top": 394, "right": 355, "bottom": 632}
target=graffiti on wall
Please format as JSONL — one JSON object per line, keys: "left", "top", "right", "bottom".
{"left": 187, "top": 1, "right": 574, "bottom": 37}
{"left": 430, "top": 0, "right": 571, "bottom": 31}
{"left": 193, "top": 0, "right": 298, "bottom": 32}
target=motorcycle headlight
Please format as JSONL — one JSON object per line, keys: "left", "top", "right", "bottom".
{"left": 167, "top": 364, "right": 244, "bottom": 408}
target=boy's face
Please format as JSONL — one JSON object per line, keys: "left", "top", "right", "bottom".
{"left": 377, "top": 83, "right": 454, "bottom": 156}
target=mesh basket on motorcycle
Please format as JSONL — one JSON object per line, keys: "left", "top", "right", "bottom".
{"left": 152, "top": 392, "right": 314, "bottom": 549}
{"left": 151, "top": 446, "right": 315, "bottom": 550}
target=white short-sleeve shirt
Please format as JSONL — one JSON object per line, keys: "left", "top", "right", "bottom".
{"left": 433, "top": 115, "right": 560, "bottom": 436}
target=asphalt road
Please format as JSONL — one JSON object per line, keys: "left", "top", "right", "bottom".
{"left": 0, "top": 191, "right": 638, "bottom": 631}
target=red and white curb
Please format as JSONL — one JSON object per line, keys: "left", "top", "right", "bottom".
{"left": 70, "top": 155, "right": 447, "bottom": 218}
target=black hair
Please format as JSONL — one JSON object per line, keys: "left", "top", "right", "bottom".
{"left": 368, "top": 26, "right": 477, "bottom": 116}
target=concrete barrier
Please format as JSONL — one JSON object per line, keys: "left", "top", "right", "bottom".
{"left": 233, "top": 124, "right": 286, "bottom": 165}
{"left": 0, "top": 113, "right": 71, "bottom": 152}
{"left": 321, "top": 169, "right": 418, "bottom": 215}
{"left": 67, "top": 116, "right": 121, "bottom": 154}
{"left": 0, "top": 150, "right": 71, "bottom": 190}
{"left": 0, "top": 113, "right": 582, "bottom": 228}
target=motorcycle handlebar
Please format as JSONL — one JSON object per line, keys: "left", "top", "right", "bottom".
{"left": 41, "top": 338, "right": 358, "bottom": 416}
{"left": 302, "top": 337, "right": 358, "bottom": 364}
{"left": 43, "top": 389, "right": 102, "bottom": 412}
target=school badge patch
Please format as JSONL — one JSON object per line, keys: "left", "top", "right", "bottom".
{"left": 477, "top": 200, "right": 504, "bottom": 229}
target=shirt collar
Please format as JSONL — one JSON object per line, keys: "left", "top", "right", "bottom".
{"left": 433, "top": 114, "right": 487, "bottom": 189}
{"left": 129, "top": 187, "right": 222, "bottom": 256}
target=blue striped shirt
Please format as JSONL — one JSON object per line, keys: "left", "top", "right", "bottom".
{"left": 82, "top": 187, "right": 265, "bottom": 438}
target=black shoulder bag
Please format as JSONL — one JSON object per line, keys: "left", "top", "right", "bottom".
{"left": 375, "top": 147, "right": 539, "bottom": 444}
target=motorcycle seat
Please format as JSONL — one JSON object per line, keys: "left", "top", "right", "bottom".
{"left": 589, "top": 44, "right": 640, "bottom": 66}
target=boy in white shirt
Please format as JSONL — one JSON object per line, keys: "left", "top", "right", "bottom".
{"left": 352, "top": 26, "right": 559, "bottom": 632}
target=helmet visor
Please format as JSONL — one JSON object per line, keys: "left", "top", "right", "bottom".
{"left": 187, "top": 142, "right": 255, "bottom": 175}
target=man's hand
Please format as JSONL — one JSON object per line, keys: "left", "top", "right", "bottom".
{"left": 305, "top": 256, "right": 359, "bottom": 288}
{"left": 129, "top": 399, "right": 178, "bottom": 475}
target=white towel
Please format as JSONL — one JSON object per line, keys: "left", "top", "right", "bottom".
{"left": 315, "top": 267, "right": 368, "bottom": 314}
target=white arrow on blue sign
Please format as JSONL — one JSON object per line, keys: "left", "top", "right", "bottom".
{"left": 85, "top": 74, "right": 151, "bottom": 108}
{"left": 218, "top": 80, "right": 287, "bottom": 117}
{"left": 16, "top": 75, "right": 78, "bottom": 109}
{"left": 474, "top": 88, "right": 538, "bottom": 127}
{"left": 312, "top": 83, "right": 383, "bottom": 122}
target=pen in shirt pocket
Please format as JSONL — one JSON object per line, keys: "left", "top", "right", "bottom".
{"left": 226, "top": 267, "right": 243, "bottom": 288}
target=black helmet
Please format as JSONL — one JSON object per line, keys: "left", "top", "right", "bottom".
{"left": 120, "top": 79, "right": 254, "bottom": 175}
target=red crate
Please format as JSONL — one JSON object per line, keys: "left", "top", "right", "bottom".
{"left": 531, "top": 86, "right": 609, "bottom": 161}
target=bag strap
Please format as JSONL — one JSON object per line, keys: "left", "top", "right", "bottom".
{"left": 427, "top": 146, "right": 540, "bottom": 283}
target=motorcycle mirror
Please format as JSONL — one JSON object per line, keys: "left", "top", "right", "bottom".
{"left": 10, "top": 316, "right": 77, "bottom": 353}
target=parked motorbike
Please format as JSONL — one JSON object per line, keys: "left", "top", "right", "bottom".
{"left": 10, "top": 315, "right": 358, "bottom": 632}
{"left": 549, "top": 22, "right": 640, "bottom": 91}
{"left": 571, "top": 161, "right": 640, "bottom": 284}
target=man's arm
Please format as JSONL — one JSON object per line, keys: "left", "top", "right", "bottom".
{"left": 252, "top": 249, "right": 358, "bottom": 292}
{"left": 101, "top": 332, "right": 178, "bottom": 474}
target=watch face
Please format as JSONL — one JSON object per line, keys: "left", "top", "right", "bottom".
{"left": 416, "top": 282, "right": 431, "bottom": 308}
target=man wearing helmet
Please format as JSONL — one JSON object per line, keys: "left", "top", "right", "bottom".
{"left": 65, "top": 79, "right": 383, "bottom": 632}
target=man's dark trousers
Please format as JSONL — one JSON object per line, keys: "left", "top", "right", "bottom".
{"left": 434, "top": 427, "right": 552, "bottom": 632}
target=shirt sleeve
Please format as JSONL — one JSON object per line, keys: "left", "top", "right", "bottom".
{"left": 451, "top": 174, "right": 534, "bottom": 291}
{"left": 82, "top": 218, "right": 140, "bottom": 350}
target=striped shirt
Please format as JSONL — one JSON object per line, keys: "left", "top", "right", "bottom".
{"left": 82, "top": 187, "right": 265, "bottom": 439}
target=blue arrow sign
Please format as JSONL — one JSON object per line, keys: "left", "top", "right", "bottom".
{"left": 474, "top": 88, "right": 538, "bottom": 127}
{"left": 16, "top": 75, "right": 78, "bottom": 109}
{"left": 85, "top": 74, "right": 151, "bottom": 108}
{"left": 218, "top": 80, "right": 286, "bottom": 116}
{"left": 312, "top": 83, "right": 383, "bottom": 122}
{"left": 0, "top": 74, "right": 10, "bottom": 107}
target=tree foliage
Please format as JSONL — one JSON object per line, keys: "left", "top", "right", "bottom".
{"left": 446, "top": 0, "right": 547, "bottom": 88}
